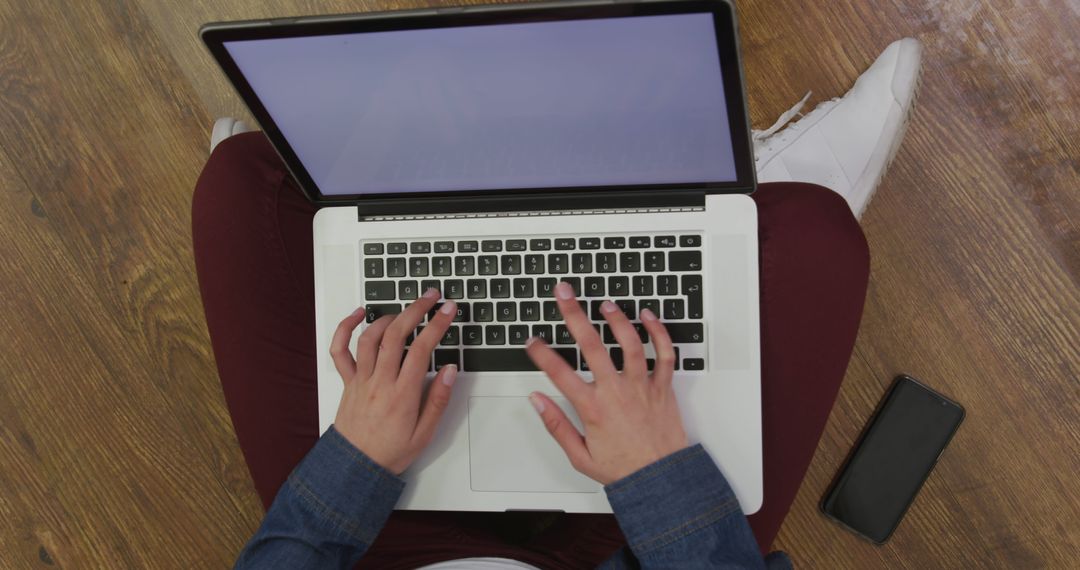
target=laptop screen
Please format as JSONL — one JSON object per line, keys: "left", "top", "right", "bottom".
{"left": 222, "top": 12, "right": 737, "bottom": 197}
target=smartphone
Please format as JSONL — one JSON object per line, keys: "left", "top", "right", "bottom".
{"left": 820, "top": 375, "right": 965, "bottom": 544}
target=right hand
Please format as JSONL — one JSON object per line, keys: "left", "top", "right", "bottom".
{"left": 525, "top": 281, "right": 689, "bottom": 485}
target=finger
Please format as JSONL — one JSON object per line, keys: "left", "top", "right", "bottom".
{"left": 598, "top": 300, "right": 647, "bottom": 379}
{"left": 372, "top": 288, "right": 442, "bottom": 380}
{"left": 554, "top": 282, "right": 618, "bottom": 379}
{"left": 411, "top": 364, "right": 458, "bottom": 448}
{"left": 399, "top": 300, "right": 456, "bottom": 394}
{"left": 354, "top": 314, "right": 395, "bottom": 381}
{"left": 525, "top": 336, "right": 592, "bottom": 406}
{"left": 640, "top": 308, "right": 676, "bottom": 389}
{"left": 330, "top": 307, "right": 366, "bottom": 381}
{"left": 529, "top": 392, "right": 594, "bottom": 477}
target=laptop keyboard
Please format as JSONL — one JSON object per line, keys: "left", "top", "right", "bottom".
{"left": 360, "top": 234, "right": 706, "bottom": 372}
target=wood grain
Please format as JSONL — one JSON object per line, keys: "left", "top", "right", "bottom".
{"left": 0, "top": 0, "right": 1077, "bottom": 567}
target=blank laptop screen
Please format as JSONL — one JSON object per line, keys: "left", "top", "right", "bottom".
{"left": 224, "top": 13, "right": 736, "bottom": 196}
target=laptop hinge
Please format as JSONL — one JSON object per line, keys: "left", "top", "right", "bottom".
{"left": 355, "top": 190, "right": 705, "bottom": 221}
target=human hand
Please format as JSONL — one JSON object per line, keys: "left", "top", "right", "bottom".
{"left": 525, "top": 282, "right": 689, "bottom": 485}
{"left": 329, "top": 288, "right": 458, "bottom": 475}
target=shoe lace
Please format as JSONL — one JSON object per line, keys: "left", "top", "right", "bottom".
{"left": 752, "top": 92, "right": 838, "bottom": 159}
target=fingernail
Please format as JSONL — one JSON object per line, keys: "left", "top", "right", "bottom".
{"left": 350, "top": 306, "right": 365, "bottom": 317}
{"left": 600, "top": 300, "right": 618, "bottom": 314}
{"left": 441, "top": 364, "right": 458, "bottom": 386}
{"left": 528, "top": 393, "right": 545, "bottom": 414}
{"left": 640, "top": 308, "right": 658, "bottom": 321}
{"left": 555, "top": 281, "right": 574, "bottom": 300}
{"left": 439, "top": 300, "right": 457, "bottom": 315}
{"left": 423, "top": 288, "right": 441, "bottom": 299}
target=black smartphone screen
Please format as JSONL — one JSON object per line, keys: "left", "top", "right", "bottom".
{"left": 821, "top": 375, "right": 964, "bottom": 543}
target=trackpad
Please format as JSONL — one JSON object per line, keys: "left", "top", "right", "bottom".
{"left": 468, "top": 397, "right": 601, "bottom": 493}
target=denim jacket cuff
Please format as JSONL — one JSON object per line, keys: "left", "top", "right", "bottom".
{"left": 285, "top": 426, "right": 406, "bottom": 547}
{"left": 604, "top": 444, "right": 742, "bottom": 555}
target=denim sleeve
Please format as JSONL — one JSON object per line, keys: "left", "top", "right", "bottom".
{"left": 597, "top": 445, "right": 792, "bottom": 570}
{"left": 234, "top": 426, "right": 404, "bottom": 569}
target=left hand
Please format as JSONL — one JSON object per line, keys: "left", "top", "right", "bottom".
{"left": 329, "top": 288, "right": 458, "bottom": 475}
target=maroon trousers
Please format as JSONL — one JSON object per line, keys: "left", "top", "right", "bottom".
{"left": 193, "top": 133, "right": 869, "bottom": 568}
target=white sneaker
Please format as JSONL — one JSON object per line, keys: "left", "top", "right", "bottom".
{"left": 210, "top": 117, "right": 253, "bottom": 153}
{"left": 753, "top": 38, "right": 922, "bottom": 218}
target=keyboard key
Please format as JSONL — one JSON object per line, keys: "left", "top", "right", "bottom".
{"left": 365, "top": 281, "right": 396, "bottom": 301}
{"left": 548, "top": 254, "right": 569, "bottom": 274}
{"left": 669, "top": 251, "right": 702, "bottom": 271}
{"left": 579, "top": 237, "right": 601, "bottom": 250}
{"left": 633, "top": 276, "right": 654, "bottom": 296}
{"left": 506, "top": 239, "right": 527, "bottom": 252}
{"left": 444, "top": 279, "right": 465, "bottom": 299}
{"left": 602, "top": 323, "right": 647, "bottom": 343}
{"left": 655, "top": 236, "right": 677, "bottom": 248}
{"left": 513, "top": 278, "right": 533, "bottom": 298}
{"left": 629, "top": 236, "right": 650, "bottom": 248}
{"left": 365, "top": 303, "right": 402, "bottom": 323}
{"left": 496, "top": 302, "right": 516, "bottom": 322}
{"left": 543, "top": 301, "right": 562, "bottom": 321}
{"left": 463, "top": 326, "right": 483, "bottom": 345}
{"left": 555, "top": 325, "right": 574, "bottom": 344}
{"left": 485, "top": 325, "right": 506, "bottom": 345}
{"left": 463, "top": 348, "right": 575, "bottom": 371}
{"left": 596, "top": 253, "right": 617, "bottom": 273}
{"left": 584, "top": 277, "right": 605, "bottom": 297}
{"left": 590, "top": 300, "right": 605, "bottom": 321}
{"left": 615, "top": 299, "right": 636, "bottom": 319}
{"left": 441, "top": 326, "right": 460, "bottom": 346}
{"left": 683, "top": 358, "right": 705, "bottom": 370}
{"left": 529, "top": 238, "right": 551, "bottom": 251}
{"left": 559, "top": 277, "right": 582, "bottom": 296}
{"left": 657, "top": 275, "right": 678, "bottom": 296}
{"left": 509, "top": 325, "right": 529, "bottom": 345}
{"left": 398, "top": 280, "right": 419, "bottom": 300}
{"left": 525, "top": 255, "right": 545, "bottom": 275}
{"left": 501, "top": 255, "right": 522, "bottom": 275}
{"left": 458, "top": 240, "right": 479, "bottom": 253}
{"left": 537, "top": 278, "right": 557, "bottom": 298}
{"left": 644, "top": 252, "right": 665, "bottom": 272}
{"left": 387, "top": 242, "right": 408, "bottom": 254}
{"left": 364, "top": 258, "right": 384, "bottom": 278}
{"left": 572, "top": 253, "right": 592, "bottom": 273}
{"left": 555, "top": 238, "right": 575, "bottom": 250}
{"left": 387, "top": 258, "right": 406, "bottom": 277}
{"left": 434, "top": 241, "right": 455, "bottom": 253}
{"left": 610, "top": 347, "right": 624, "bottom": 370}
{"left": 604, "top": 237, "right": 626, "bottom": 249}
{"left": 663, "top": 299, "right": 685, "bottom": 320}
{"left": 421, "top": 279, "right": 441, "bottom": 293}
{"left": 532, "top": 325, "right": 553, "bottom": 343}
{"left": 474, "top": 302, "right": 494, "bottom": 322}
{"left": 363, "top": 243, "right": 384, "bottom": 255}
{"left": 664, "top": 323, "right": 704, "bottom": 343}
{"left": 409, "top": 257, "right": 429, "bottom": 277}
{"left": 682, "top": 275, "right": 703, "bottom": 319}
{"left": 410, "top": 242, "right": 431, "bottom": 254}
{"left": 619, "top": 252, "right": 641, "bottom": 273}
{"left": 481, "top": 240, "right": 502, "bottom": 252}
{"left": 490, "top": 279, "right": 510, "bottom": 298}
{"left": 609, "top": 276, "right": 629, "bottom": 297}
{"left": 478, "top": 255, "right": 498, "bottom": 276}
{"left": 453, "top": 303, "right": 470, "bottom": 323}
{"left": 434, "top": 349, "right": 458, "bottom": 369}
{"left": 680, "top": 235, "right": 702, "bottom": 248}
{"left": 467, "top": 279, "right": 487, "bottom": 299}
{"left": 455, "top": 257, "right": 475, "bottom": 276}
{"left": 520, "top": 301, "right": 541, "bottom": 321}
{"left": 639, "top": 299, "right": 660, "bottom": 318}
{"left": 432, "top": 256, "right": 452, "bottom": 276}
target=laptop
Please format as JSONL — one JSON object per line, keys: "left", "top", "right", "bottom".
{"left": 202, "top": 0, "right": 762, "bottom": 514}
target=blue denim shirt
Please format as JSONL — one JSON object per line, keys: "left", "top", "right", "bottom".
{"left": 236, "top": 427, "right": 792, "bottom": 569}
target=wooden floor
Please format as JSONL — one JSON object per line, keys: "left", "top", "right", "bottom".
{"left": 0, "top": 0, "right": 1076, "bottom": 567}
